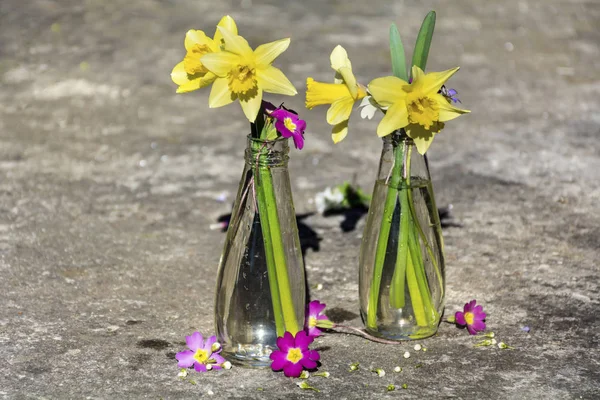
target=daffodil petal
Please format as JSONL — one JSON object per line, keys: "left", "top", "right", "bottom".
{"left": 433, "top": 93, "right": 470, "bottom": 122}
{"left": 214, "top": 15, "right": 238, "bottom": 47}
{"left": 257, "top": 65, "right": 297, "bottom": 96}
{"left": 201, "top": 52, "right": 239, "bottom": 77}
{"left": 171, "top": 61, "right": 189, "bottom": 86}
{"left": 239, "top": 88, "right": 263, "bottom": 122}
{"left": 331, "top": 120, "right": 349, "bottom": 144}
{"left": 217, "top": 27, "right": 253, "bottom": 58}
{"left": 368, "top": 76, "right": 408, "bottom": 107}
{"left": 417, "top": 66, "right": 460, "bottom": 94}
{"left": 406, "top": 123, "right": 435, "bottom": 154}
{"left": 209, "top": 77, "right": 235, "bottom": 108}
{"left": 185, "top": 30, "right": 211, "bottom": 51}
{"left": 336, "top": 67, "right": 358, "bottom": 98}
{"left": 330, "top": 45, "right": 352, "bottom": 71}
{"left": 376, "top": 101, "right": 408, "bottom": 137}
{"left": 305, "top": 78, "right": 350, "bottom": 109}
{"left": 176, "top": 72, "right": 216, "bottom": 94}
{"left": 254, "top": 38, "right": 290, "bottom": 67}
{"left": 326, "top": 96, "right": 354, "bottom": 125}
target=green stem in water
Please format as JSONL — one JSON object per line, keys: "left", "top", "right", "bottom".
{"left": 406, "top": 174, "right": 444, "bottom": 298}
{"left": 389, "top": 142, "right": 410, "bottom": 308}
{"left": 252, "top": 144, "right": 285, "bottom": 338}
{"left": 366, "top": 137, "right": 404, "bottom": 330}
{"left": 407, "top": 217, "right": 435, "bottom": 326}
{"left": 259, "top": 166, "right": 300, "bottom": 334}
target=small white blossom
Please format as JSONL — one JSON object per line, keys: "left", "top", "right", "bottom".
{"left": 403, "top": 351, "right": 411, "bottom": 359}
{"left": 413, "top": 344, "right": 422, "bottom": 351}
{"left": 299, "top": 370, "right": 310, "bottom": 379}
{"left": 177, "top": 369, "right": 188, "bottom": 378}
{"left": 372, "top": 368, "right": 385, "bottom": 377}
{"left": 222, "top": 361, "right": 232, "bottom": 370}
{"left": 211, "top": 342, "right": 221, "bottom": 352}
{"left": 393, "top": 366, "right": 402, "bottom": 373}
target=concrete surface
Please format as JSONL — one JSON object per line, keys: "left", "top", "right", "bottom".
{"left": 1, "top": 0, "right": 599, "bottom": 398}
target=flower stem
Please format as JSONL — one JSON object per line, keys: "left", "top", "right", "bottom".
{"left": 258, "top": 166, "right": 300, "bottom": 334}
{"left": 389, "top": 141, "right": 410, "bottom": 308}
{"left": 334, "top": 324, "right": 403, "bottom": 345}
{"left": 253, "top": 146, "right": 285, "bottom": 338}
{"left": 366, "top": 138, "right": 404, "bottom": 330}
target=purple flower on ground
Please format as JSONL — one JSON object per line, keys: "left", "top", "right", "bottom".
{"left": 455, "top": 300, "right": 486, "bottom": 335}
{"left": 269, "top": 107, "right": 306, "bottom": 150}
{"left": 270, "top": 331, "right": 320, "bottom": 377}
{"left": 176, "top": 332, "right": 226, "bottom": 372}
{"left": 305, "top": 300, "right": 333, "bottom": 337}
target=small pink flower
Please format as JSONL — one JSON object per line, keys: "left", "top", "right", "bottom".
{"left": 455, "top": 300, "right": 486, "bottom": 335}
{"left": 175, "top": 332, "right": 226, "bottom": 372}
{"left": 269, "top": 107, "right": 306, "bottom": 150}
{"left": 305, "top": 300, "right": 333, "bottom": 337}
{"left": 270, "top": 331, "right": 320, "bottom": 377}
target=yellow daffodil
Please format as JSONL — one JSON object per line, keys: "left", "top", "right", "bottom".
{"left": 368, "top": 65, "right": 470, "bottom": 154}
{"left": 199, "top": 28, "right": 297, "bottom": 122}
{"left": 171, "top": 16, "right": 238, "bottom": 94}
{"left": 305, "top": 46, "right": 367, "bottom": 143}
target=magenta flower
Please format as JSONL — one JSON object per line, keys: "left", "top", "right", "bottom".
{"left": 269, "top": 107, "right": 306, "bottom": 150}
{"left": 270, "top": 331, "right": 320, "bottom": 377}
{"left": 175, "top": 332, "right": 226, "bottom": 372}
{"left": 455, "top": 300, "right": 486, "bottom": 335}
{"left": 305, "top": 300, "right": 333, "bottom": 337}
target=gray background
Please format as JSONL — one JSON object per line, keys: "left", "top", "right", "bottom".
{"left": 0, "top": 0, "right": 599, "bottom": 398}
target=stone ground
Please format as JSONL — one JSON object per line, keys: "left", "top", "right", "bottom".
{"left": 1, "top": 0, "right": 599, "bottom": 398}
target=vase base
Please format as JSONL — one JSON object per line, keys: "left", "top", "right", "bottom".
{"left": 365, "top": 325, "right": 438, "bottom": 341}
{"left": 222, "top": 345, "right": 275, "bottom": 368}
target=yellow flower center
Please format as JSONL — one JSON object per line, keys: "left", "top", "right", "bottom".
{"left": 193, "top": 349, "right": 209, "bottom": 364}
{"left": 286, "top": 348, "right": 303, "bottom": 364}
{"left": 283, "top": 117, "right": 297, "bottom": 132}
{"left": 406, "top": 95, "right": 439, "bottom": 130}
{"left": 464, "top": 312, "right": 475, "bottom": 326}
{"left": 308, "top": 316, "right": 317, "bottom": 328}
{"left": 228, "top": 64, "right": 257, "bottom": 95}
{"left": 183, "top": 44, "right": 212, "bottom": 76}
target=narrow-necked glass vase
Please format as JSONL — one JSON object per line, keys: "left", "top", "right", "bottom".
{"left": 214, "top": 135, "right": 305, "bottom": 367}
{"left": 359, "top": 131, "right": 445, "bottom": 340}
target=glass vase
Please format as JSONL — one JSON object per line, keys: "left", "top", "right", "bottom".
{"left": 359, "top": 131, "right": 445, "bottom": 340}
{"left": 214, "top": 136, "right": 305, "bottom": 367}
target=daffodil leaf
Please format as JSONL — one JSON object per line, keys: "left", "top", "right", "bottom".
{"left": 389, "top": 23, "right": 407, "bottom": 81}
{"left": 411, "top": 11, "right": 436, "bottom": 76}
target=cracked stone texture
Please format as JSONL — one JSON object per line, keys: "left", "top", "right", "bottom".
{"left": 1, "top": 0, "right": 599, "bottom": 399}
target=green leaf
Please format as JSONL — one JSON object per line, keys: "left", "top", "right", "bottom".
{"left": 411, "top": 11, "right": 436, "bottom": 76}
{"left": 389, "top": 23, "right": 407, "bottom": 81}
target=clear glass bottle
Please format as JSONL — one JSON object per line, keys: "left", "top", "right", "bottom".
{"left": 215, "top": 136, "right": 305, "bottom": 367}
{"left": 359, "top": 132, "right": 445, "bottom": 340}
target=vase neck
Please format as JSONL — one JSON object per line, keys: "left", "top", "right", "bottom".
{"left": 378, "top": 131, "right": 430, "bottom": 182}
{"left": 245, "top": 136, "right": 289, "bottom": 167}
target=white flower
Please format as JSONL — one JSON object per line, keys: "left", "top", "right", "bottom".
{"left": 393, "top": 366, "right": 402, "bottom": 373}
{"left": 222, "top": 361, "right": 232, "bottom": 370}
{"left": 314, "top": 186, "right": 345, "bottom": 214}
{"left": 358, "top": 96, "right": 379, "bottom": 120}
{"left": 177, "top": 369, "right": 188, "bottom": 378}
{"left": 413, "top": 344, "right": 422, "bottom": 351}
{"left": 403, "top": 351, "right": 411, "bottom": 359}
